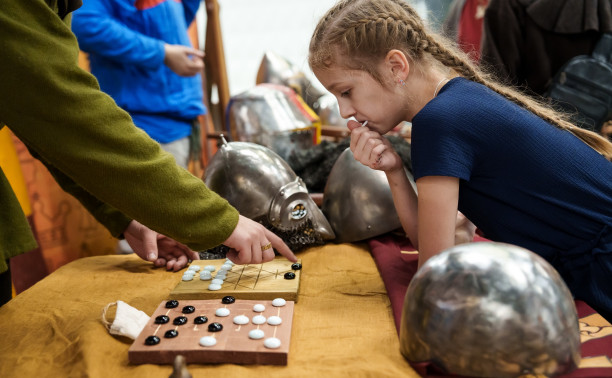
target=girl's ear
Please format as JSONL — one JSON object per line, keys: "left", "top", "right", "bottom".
{"left": 385, "top": 49, "right": 410, "bottom": 82}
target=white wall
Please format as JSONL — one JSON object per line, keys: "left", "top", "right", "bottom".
{"left": 198, "top": 0, "right": 452, "bottom": 97}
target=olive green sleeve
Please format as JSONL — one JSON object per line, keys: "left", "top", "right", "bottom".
{"left": 0, "top": 171, "right": 38, "bottom": 272}
{"left": 0, "top": 0, "right": 239, "bottom": 251}
{"left": 28, "top": 148, "right": 132, "bottom": 239}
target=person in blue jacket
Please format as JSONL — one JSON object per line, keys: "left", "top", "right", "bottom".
{"left": 72, "top": 0, "right": 205, "bottom": 171}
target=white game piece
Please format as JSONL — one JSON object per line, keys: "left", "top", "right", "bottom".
{"left": 252, "top": 315, "right": 266, "bottom": 325}
{"left": 248, "top": 329, "right": 265, "bottom": 340}
{"left": 214, "top": 273, "right": 226, "bottom": 279}
{"left": 199, "top": 336, "right": 217, "bottom": 347}
{"left": 233, "top": 315, "right": 249, "bottom": 325}
{"left": 188, "top": 265, "right": 201, "bottom": 272}
{"left": 224, "top": 259, "right": 234, "bottom": 265}
{"left": 272, "top": 298, "right": 286, "bottom": 307}
{"left": 215, "top": 308, "right": 230, "bottom": 317}
{"left": 221, "top": 263, "right": 233, "bottom": 271}
{"left": 211, "top": 278, "right": 224, "bottom": 285}
{"left": 182, "top": 275, "right": 194, "bottom": 281}
{"left": 253, "top": 304, "right": 266, "bottom": 312}
{"left": 199, "top": 271, "right": 212, "bottom": 280}
{"left": 267, "top": 316, "right": 282, "bottom": 325}
{"left": 203, "top": 265, "right": 216, "bottom": 272}
{"left": 264, "top": 337, "right": 281, "bottom": 349}
{"left": 208, "top": 283, "right": 222, "bottom": 291}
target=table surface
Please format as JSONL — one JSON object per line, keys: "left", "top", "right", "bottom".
{"left": 0, "top": 243, "right": 419, "bottom": 378}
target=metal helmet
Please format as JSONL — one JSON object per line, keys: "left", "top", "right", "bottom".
{"left": 322, "top": 148, "right": 415, "bottom": 243}
{"left": 311, "top": 92, "right": 346, "bottom": 127}
{"left": 400, "top": 242, "right": 581, "bottom": 378}
{"left": 204, "top": 138, "right": 335, "bottom": 251}
{"left": 226, "top": 84, "right": 316, "bottom": 161}
{"left": 256, "top": 50, "right": 325, "bottom": 111}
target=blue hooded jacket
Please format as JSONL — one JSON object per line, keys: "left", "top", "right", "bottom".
{"left": 72, "top": 0, "right": 206, "bottom": 143}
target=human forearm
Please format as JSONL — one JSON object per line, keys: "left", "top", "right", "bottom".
{"left": 386, "top": 168, "right": 419, "bottom": 248}
{"left": 0, "top": 0, "right": 238, "bottom": 251}
{"left": 415, "top": 176, "right": 460, "bottom": 268}
{"left": 28, "top": 147, "right": 132, "bottom": 238}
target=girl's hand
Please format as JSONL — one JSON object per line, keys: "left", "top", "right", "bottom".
{"left": 347, "top": 120, "right": 403, "bottom": 172}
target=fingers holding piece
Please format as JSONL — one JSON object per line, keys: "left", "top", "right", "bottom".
{"left": 154, "top": 257, "right": 167, "bottom": 268}
{"left": 172, "top": 254, "right": 189, "bottom": 271}
{"left": 347, "top": 119, "right": 363, "bottom": 131}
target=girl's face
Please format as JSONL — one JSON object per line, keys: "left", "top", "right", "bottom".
{"left": 314, "top": 64, "right": 410, "bottom": 133}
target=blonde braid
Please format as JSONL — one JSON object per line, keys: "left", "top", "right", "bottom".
{"left": 419, "top": 26, "right": 612, "bottom": 160}
{"left": 309, "top": 0, "right": 612, "bottom": 160}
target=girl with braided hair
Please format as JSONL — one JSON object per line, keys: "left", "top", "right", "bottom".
{"left": 309, "top": 0, "right": 612, "bottom": 321}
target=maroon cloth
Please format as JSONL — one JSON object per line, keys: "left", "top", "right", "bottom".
{"left": 457, "top": 0, "right": 489, "bottom": 62}
{"left": 368, "top": 233, "right": 612, "bottom": 377}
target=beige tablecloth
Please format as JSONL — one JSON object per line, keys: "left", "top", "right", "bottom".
{"left": 0, "top": 243, "right": 418, "bottom": 378}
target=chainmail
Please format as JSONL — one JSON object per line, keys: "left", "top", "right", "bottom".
{"left": 198, "top": 218, "right": 324, "bottom": 260}
{"left": 198, "top": 136, "right": 411, "bottom": 259}
{"left": 287, "top": 136, "right": 412, "bottom": 193}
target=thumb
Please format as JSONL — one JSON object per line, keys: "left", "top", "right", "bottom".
{"left": 347, "top": 119, "right": 363, "bottom": 131}
{"left": 190, "top": 48, "right": 205, "bottom": 58}
{"left": 182, "top": 46, "right": 204, "bottom": 58}
{"left": 142, "top": 229, "right": 159, "bottom": 262}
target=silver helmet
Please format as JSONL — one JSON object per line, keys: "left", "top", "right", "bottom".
{"left": 204, "top": 138, "right": 335, "bottom": 250}
{"left": 400, "top": 242, "right": 581, "bottom": 378}
{"left": 226, "top": 84, "right": 316, "bottom": 161}
{"left": 256, "top": 50, "right": 326, "bottom": 111}
{"left": 311, "top": 92, "right": 346, "bottom": 127}
{"left": 322, "top": 148, "right": 415, "bottom": 243}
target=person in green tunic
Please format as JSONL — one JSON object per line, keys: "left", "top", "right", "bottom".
{"left": 0, "top": 0, "right": 296, "bottom": 305}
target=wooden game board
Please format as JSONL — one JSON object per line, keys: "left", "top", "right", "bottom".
{"left": 169, "top": 257, "right": 301, "bottom": 302}
{"left": 129, "top": 298, "right": 294, "bottom": 365}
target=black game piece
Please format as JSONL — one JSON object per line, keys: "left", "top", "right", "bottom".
{"left": 164, "top": 330, "right": 179, "bottom": 338}
{"left": 182, "top": 305, "right": 195, "bottom": 314}
{"left": 291, "top": 263, "right": 302, "bottom": 270}
{"left": 165, "top": 300, "right": 179, "bottom": 308}
{"left": 194, "top": 316, "right": 208, "bottom": 324}
{"left": 222, "top": 296, "right": 235, "bottom": 304}
{"left": 284, "top": 272, "right": 296, "bottom": 280}
{"left": 208, "top": 322, "right": 223, "bottom": 332}
{"left": 173, "top": 316, "right": 188, "bottom": 325}
{"left": 154, "top": 315, "right": 170, "bottom": 324}
{"left": 144, "top": 335, "right": 160, "bottom": 345}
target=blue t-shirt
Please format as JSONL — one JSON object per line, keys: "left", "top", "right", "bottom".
{"left": 411, "top": 78, "right": 612, "bottom": 260}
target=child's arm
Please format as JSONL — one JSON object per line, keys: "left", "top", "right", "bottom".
{"left": 415, "top": 176, "right": 461, "bottom": 268}
{"left": 385, "top": 167, "right": 419, "bottom": 248}
{"left": 348, "top": 120, "right": 419, "bottom": 246}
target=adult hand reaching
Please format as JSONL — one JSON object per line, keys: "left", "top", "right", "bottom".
{"left": 123, "top": 220, "right": 199, "bottom": 271}
{"left": 163, "top": 44, "right": 204, "bottom": 77}
{"left": 222, "top": 215, "right": 297, "bottom": 265}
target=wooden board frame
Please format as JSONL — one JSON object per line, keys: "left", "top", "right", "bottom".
{"left": 169, "top": 257, "right": 301, "bottom": 302}
{"left": 129, "top": 299, "right": 294, "bottom": 365}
